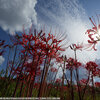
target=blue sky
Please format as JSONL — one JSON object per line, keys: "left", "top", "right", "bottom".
{"left": 0, "top": 0, "right": 100, "bottom": 70}
{"left": 80, "top": 0, "right": 100, "bottom": 16}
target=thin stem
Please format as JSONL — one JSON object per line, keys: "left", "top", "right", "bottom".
{"left": 74, "top": 50, "right": 82, "bottom": 100}
{"left": 12, "top": 53, "right": 27, "bottom": 97}
{"left": 91, "top": 74, "right": 95, "bottom": 100}
{"left": 70, "top": 67, "right": 74, "bottom": 100}
{"left": 38, "top": 56, "right": 47, "bottom": 97}
{"left": 28, "top": 53, "right": 41, "bottom": 97}
{"left": 19, "top": 80, "right": 24, "bottom": 97}
{"left": 82, "top": 71, "right": 90, "bottom": 100}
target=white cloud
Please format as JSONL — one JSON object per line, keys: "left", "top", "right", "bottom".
{"left": 0, "top": 56, "right": 4, "bottom": 65}
{"left": 0, "top": 0, "right": 37, "bottom": 34}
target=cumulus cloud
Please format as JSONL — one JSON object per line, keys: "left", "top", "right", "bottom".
{"left": 36, "top": 0, "right": 98, "bottom": 62}
{"left": 0, "top": 0, "right": 37, "bottom": 34}
{"left": 0, "top": 56, "right": 4, "bottom": 65}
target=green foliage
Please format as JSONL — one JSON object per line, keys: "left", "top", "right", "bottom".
{"left": 0, "top": 78, "right": 100, "bottom": 100}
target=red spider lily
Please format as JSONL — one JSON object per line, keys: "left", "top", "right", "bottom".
{"left": 66, "top": 58, "right": 81, "bottom": 69}
{"left": 14, "top": 28, "right": 65, "bottom": 62}
{"left": 84, "top": 41, "right": 97, "bottom": 51}
{"left": 85, "top": 61, "right": 98, "bottom": 76}
{"left": 33, "top": 83, "right": 40, "bottom": 89}
{"left": 12, "top": 27, "right": 66, "bottom": 97}
{"left": 66, "top": 58, "right": 75, "bottom": 69}
{"left": 84, "top": 62, "right": 97, "bottom": 100}
{"left": 70, "top": 43, "right": 84, "bottom": 51}
{"left": 85, "top": 16, "right": 100, "bottom": 51}
{"left": 95, "top": 82, "right": 100, "bottom": 87}
{"left": 24, "top": 62, "right": 39, "bottom": 76}
{"left": 96, "top": 68, "right": 100, "bottom": 77}
{"left": 12, "top": 57, "right": 41, "bottom": 81}
{"left": 62, "top": 86, "right": 68, "bottom": 91}
{"left": 80, "top": 79, "right": 88, "bottom": 85}
{"left": 55, "top": 78, "right": 62, "bottom": 84}
{"left": 40, "top": 33, "right": 65, "bottom": 60}
{"left": 48, "top": 83, "right": 53, "bottom": 89}
{"left": 56, "top": 56, "right": 63, "bottom": 64}
{"left": 74, "top": 60, "right": 82, "bottom": 68}
{"left": 66, "top": 58, "right": 75, "bottom": 70}
{"left": 17, "top": 28, "right": 63, "bottom": 61}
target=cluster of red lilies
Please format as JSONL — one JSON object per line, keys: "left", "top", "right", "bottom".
{"left": 0, "top": 16, "right": 100, "bottom": 100}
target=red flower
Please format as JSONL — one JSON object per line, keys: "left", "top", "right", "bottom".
{"left": 63, "top": 86, "right": 68, "bottom": 91}
{"left": 34, "top": 83, "right": 40, "bottom": 89}
{"left": 56, "top": 56, "right": 63, "bottom": 64}
{"left": 66, "top": 58, "right": 81, "bottom": 69}
{"left": 55, "top": 78, "right": 62, "bottom": 84}
{"left": 85, "top": 61, "right": 98, "bottom": 76}
{"left": 74, "top": 60, "right": 81, "bottom": 68}
{"left": 12, "top": 27, "right": 66, "bottom": 86}
{"left": 95, "top": 82, "right": 100, "bottom": 87}
{"left": 85, "top": 16, "right": 100, "bottom": 51}
{"left": 70, "top": 43, "right": 84, "bottom": 51}
{"left": 80, "top": 78, "right": 88, "bottom": 85}
{"left": 66, "top": 58, "right": 75, "bottom": 68}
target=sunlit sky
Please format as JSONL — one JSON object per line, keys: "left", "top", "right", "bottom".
{"left": 0, "top": 0, "right": 100, "bottom": 70}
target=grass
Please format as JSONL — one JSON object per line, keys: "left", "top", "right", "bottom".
{"left": 0, "top": 77, "right": 100, "bottom": 100}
